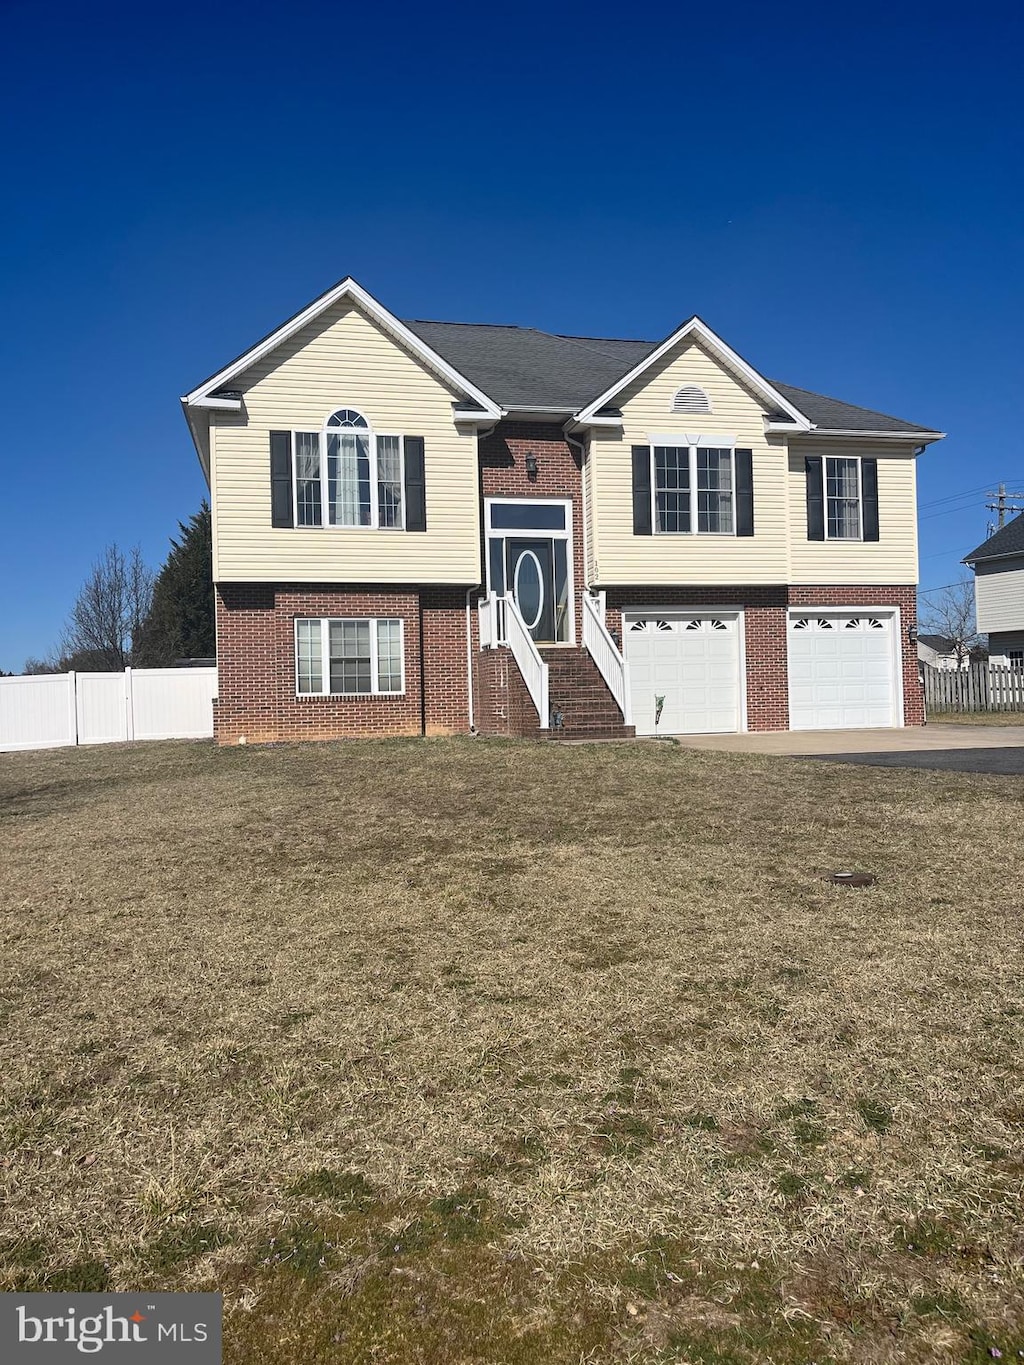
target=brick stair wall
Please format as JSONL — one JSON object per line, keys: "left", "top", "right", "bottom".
{"left": 539, "top": 647, "right": 635, "bottom": 740}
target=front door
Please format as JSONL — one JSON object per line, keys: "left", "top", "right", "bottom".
{"left": 507, "top": 539, "right": 556, "bottom": 642}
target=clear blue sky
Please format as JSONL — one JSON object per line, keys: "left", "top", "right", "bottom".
{"left": 2, "top": 0, "right": 1021, "bottom": 671}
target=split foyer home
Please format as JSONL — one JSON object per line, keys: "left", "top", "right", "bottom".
{"left": 180, "top": 277, "right": 944, "bottom": 744}
{"left": 964, "top": 515, "right": 1024, "bottom": 668}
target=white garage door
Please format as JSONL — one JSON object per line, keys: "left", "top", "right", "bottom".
{"left": 624, "top": 613, "right": 742, "bottom": 736}
{"left": 788, "top": 612, "right": 899, "bottom": 730}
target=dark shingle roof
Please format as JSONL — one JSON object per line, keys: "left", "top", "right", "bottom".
{"left": 766, "top": 381, "right": 932, "bottom": 434}
{"left": 965, "top": 513, "right": 1024, "bottom": 563}
{"left": 404, "top": 321, "right": 656, "bottom": 409}
{"left": 917, "top": 634, "right": 956, "bottom": 653}
{"left": 403, "top": 319, "right": 935, "bottom": 432}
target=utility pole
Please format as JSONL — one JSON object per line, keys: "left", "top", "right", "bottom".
{"left": 985, "top": 483, "right": 1024, "bottom": 536}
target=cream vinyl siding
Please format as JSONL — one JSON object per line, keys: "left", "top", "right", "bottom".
{"left": 211, "top": 301, "right": 480, "bottom": 583}
{"left": 974, "top": 558, "right": 1024, "bottom": 633}
{"left": 582, "top": 443, "right": 596, "bottom": 581}
{"left": 788, "top": 437, "right": 919, "bottom": 585}
{"left": 590, "top": 340, "right": 789, "bottom": 585}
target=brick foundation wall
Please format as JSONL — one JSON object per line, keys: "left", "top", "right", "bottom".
{"left": 214, "top": 584, "right": 471, "bottom": 745}
{"left": 473, "top": 644, "right": 543, "bottom": 739}
{"left": 421, "top": 587, "right": 473, "bottom": 735}
{"left": 479, "top": 422, "right": 585, "bottom": 645}
{"left": 603, "top": 584, "right": 922, "bottom": 731}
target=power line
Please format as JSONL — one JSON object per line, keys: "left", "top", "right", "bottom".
{"left": 919, "top": 581, "right": 972, "bottom": 599}
{"left": 919, "top": 478, "right": 1024, "bottom": 511}
{"left": 919, "top": 483, "right": 992, "bottom": 510}
{"left": 920, "top": 501, "right": 990, "bottom": 521}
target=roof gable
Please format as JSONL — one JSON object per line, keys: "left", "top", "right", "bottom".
{"left": 573, "top": 316, "right": 812, "bottom": 429}
{"left": 182, "top": 278, "right": 501, "bottom": 418}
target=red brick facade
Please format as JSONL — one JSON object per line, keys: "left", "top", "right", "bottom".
{"left": 479, "top": 423, "right": 585, "bottom": 645}
{"left": 213, "top": 584, "right": 471, "bottom": 745}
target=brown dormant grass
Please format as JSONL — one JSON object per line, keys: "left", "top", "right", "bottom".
{"left": 928, "top": 711, "right": 1024, "bottom": 726}
{"left": 1, "top": 737, "right": 1022, "bottom": 1362}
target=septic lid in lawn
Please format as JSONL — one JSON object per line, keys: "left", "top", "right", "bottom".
{"left": 828, "top": 871, "right": 877, "bottom": 887}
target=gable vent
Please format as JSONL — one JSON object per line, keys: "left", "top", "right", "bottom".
{"left": 671, "top": 385, "right": 711, "bottom": 414}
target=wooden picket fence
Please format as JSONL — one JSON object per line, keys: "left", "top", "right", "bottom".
{"left": 922, "top": 662, "right": 1024, "bottom": 714}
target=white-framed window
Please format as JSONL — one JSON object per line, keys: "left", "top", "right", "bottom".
{"left": 1009, "top": 649, "right": 1024, "bottom": 668}
{"left": 825, "top": 456, "right": 862, "bottom": 540}
{"left": 653, "top": 446, "right": 734, "bottom": 534}
{"left": 295, "top": 618, "right": 405, "bottom": 696}
{"left": 292, "top": 409, "right": 405, "bottom": 529}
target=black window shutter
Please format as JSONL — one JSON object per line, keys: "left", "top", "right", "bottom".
{"left": 632, "top": 445, "right": 652, "bottom": 535}
{"left": 861, "top": 458, "right": 879, "bottom": 541}
{"left": 734, "top": 449, "right": 754, "bottom": 536}
{"left": 805, "top": 456, "right": 825, "bottom": 540}
{"left": 404, "top": 436, "right": 426, "bottom": 531}
{"left": 270, "top": 431, "right": 293, "bottom": 527}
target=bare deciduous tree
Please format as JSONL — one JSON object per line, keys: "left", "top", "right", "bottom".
{"left": 22, "top": 656, "right": 60, "bottom": 675}
{"left": 920, "top": 578, "right": 982, "bottom": 667}
{"left": 59, "top": 544, "right": 155, "bottom": 671}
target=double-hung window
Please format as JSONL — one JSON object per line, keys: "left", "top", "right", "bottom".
{"left": 293, "top": 410, "right": 405, "bottom": 529}
{"left": 653, "top": 445, "right": 734, "bottom": 534}
{"left": 825, "top": 456, "right": 862, "bottom": 539}
{"left": 295, "top": 618, "right": 405, "bottom": 696}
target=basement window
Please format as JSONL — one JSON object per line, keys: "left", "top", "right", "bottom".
{"left": 295, "top": 618, "right": 404, "bottom": 696}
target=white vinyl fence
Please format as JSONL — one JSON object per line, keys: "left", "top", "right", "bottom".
{"left": 0, "top": 668, "right": 217, "bottom": 752}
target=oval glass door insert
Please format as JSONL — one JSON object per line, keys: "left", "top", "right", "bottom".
{"left": 513, "top": 550, "right": 544, "bottom": 630}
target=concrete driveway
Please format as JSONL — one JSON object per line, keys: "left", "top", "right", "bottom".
{"left": 672, "top": 724, "right": 1024, "bottom": 774}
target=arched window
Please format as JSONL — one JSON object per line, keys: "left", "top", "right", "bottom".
{"left": 324, "top": 408, "right": 372, "bottom": 526}
{"left": 289, "top": 408, "right": 406, "bottom": 529}
{"left": 671, "top": 385, "right": 711, "bottom": 414}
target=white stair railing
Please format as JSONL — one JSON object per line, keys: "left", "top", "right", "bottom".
{"left": 502, "top": 593, "right": 549, "bottom": 728}
{"left": 477, "top": 592, "right": 507, "bottom": 649}
{"left": 582, "top": 591, "right": 627, "bottom": 718}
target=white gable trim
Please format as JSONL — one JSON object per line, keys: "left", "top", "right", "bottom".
{"left": 573, "top": 316, "right": 813, "bottom": 430}
{"left": 181, "top": 277, "right": 503, "bottom": 419}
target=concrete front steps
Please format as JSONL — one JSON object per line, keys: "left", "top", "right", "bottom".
{"left": 538, "top": 647, "right": 635, "bottom": 740}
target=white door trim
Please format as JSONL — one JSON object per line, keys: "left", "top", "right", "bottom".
{"left": 786, "top": 605, "right": 904, "bottom": 730}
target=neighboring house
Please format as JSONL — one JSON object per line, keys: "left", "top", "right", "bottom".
{"left": 180, "top": 277, "right": 944, "bottom": 744}
{"left": 964, "top": 515, "right": 1024, "bottom": 668}
{"left": 916, "top": 634, "right": 981, "bottom": 671}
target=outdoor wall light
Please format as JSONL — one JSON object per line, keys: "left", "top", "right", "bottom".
{"left": 907, "top": 625, "right": 918, "bottom": 645}
{"left": 524, "top": 451, "right": 539, "bottom": 479}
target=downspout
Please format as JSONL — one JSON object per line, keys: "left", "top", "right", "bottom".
{"left": 465, "top": 585, "right": 479, "bottom": 734}
{"left": 564, "top": 426, "right": 589, "bottom": 611}
{"left": 465, "top": 422, "right": 498, "bottom": 736}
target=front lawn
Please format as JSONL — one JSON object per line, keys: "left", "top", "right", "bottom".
{"left": 927, "top": 710, "right": 1024, "bottom": 726}
{"left": 1, "top": 738, "right": 1022, "bottom": 1362}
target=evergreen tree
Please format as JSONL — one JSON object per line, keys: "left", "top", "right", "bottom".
{"left": 134, "top": 503, "right": 215, "bottom": 666}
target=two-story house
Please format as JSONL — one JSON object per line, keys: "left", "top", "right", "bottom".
{"left": 964, "top": 515, "right": 1024, "bottom": 668}
{"left": 180, "top": 277, "right": 943, "bottom": 744}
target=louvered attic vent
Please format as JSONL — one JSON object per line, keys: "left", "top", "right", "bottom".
{"left": 671, "top": 385, "right": 711, "bottom": 414}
